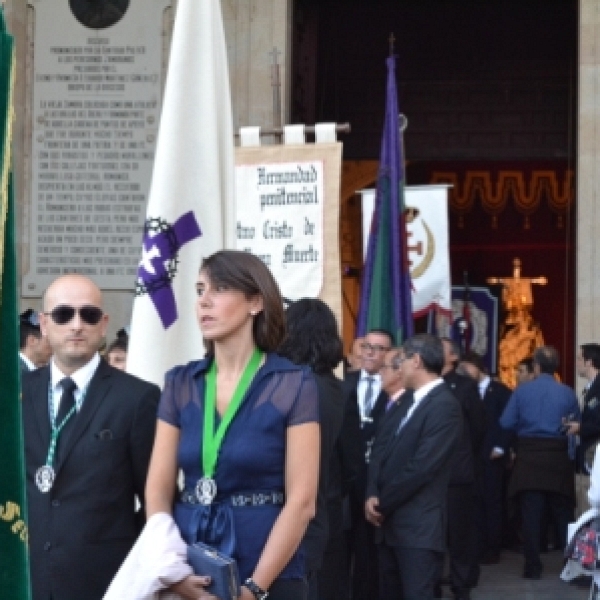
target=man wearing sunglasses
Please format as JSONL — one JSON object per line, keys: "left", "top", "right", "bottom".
{"left": 21, "top": 274, "right": 161, "bottom": 600}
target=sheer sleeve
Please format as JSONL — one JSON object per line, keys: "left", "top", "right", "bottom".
{"left": 286, "top": 367, "right": 320, "bottom": 427}
{"left": 256, "top": 366, "right": 319, "bottom": 427}
{"left": 157, "top": 366, "right": 184, "bottom": 428}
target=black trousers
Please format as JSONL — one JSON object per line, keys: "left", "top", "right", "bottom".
{"left": 476, "top": 459, "right": 504, "bottom": 557}
{"left": 447, "top": 483, "right": 479, "bottom": 592}
{"left": 378, "top": 544, "right": 443, "bottom": 600}
{"left": 348, "top": 507, "right": 379, "bottom": 600}
{"left": 520, "top": 490, "right": 573, "bottom": 572}
{"left": 318, "top": 533, "right": 349, "bottom": 600}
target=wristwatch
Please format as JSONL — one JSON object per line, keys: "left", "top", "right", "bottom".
{"left": 244, "top": 578, "right": 269, "bottom": 600}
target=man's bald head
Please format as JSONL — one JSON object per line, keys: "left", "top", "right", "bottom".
{"left": 43, "top": 274, "right": 104, "bottom": 312}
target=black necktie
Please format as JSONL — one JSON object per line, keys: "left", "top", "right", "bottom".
{"left": 56, "top": 377, "right": 77, "bottom": 424}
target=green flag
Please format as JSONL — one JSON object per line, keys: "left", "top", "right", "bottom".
{"left": 0, "top": 8, "right": 31, "bottom": 600}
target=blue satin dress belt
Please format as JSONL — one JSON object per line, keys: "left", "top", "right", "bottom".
{"left": 177, "top": 489, "right": 285, "bottom": 558}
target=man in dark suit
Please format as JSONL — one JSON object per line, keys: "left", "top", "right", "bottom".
{"left": 22, "top": 274, "right": 160, "bottom": 600}
{"left": 460, "top": 351, "right": 512, "bottom": 565}
{"left": 566, "top": 343, "right": 600, "bottom": 468}
{"left": 19, "top": 308, "right": 52, "bottom": 372}
{"left": 440, "top": 338, "right": 486, "bottom": 600}
{"left": 366, "top": 348, "right": 413, "bottom": 507}
{"left": 343, "top": 329, "right": 392, "bottom": 600}
{"left": 564, "top": 343, "right": 600, "bottom": 513}
{"left": 365, "top": 334, "right": 463, "bottom": 600}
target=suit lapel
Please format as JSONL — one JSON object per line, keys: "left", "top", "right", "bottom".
{"left": 394, "top": 384, "right": 443, "bottom": 436}
{"left": 585, "top": 380, "right": 600, "bottom": 411}
{"left": 31, "top": 366, "right": 52, "bottom": 453}
{"left": 380, "top": 388, "right": 441, "bottom": 465}
{"left": 55, "top": 360, "right": 113, "bottom": 471}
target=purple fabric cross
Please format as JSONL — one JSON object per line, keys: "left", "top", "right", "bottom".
{"left": 137, "top": 211, "right": 201, "bottom": 329}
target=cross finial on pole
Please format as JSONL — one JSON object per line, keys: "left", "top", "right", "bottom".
{"left": 389, "top": 33, "right": 396, "bottom": 56}
{"left": 269, "top": 47, "right": 282, "bottom": 131}
{"left": 269, "top": 47, "right": 281, "bottom": 66}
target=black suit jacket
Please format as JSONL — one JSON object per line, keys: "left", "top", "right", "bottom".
{"left": 444, "top": 370, "right": 486, "bottom": 485}
{"left": 342, "top": 370, "right": 388, "bottom": 460}
{"left": 367, "top": 382, "right": 462, "bottom": 551}
{"left": 304, "top": 371, "right": 345, "bottom": 570}
{"left": 23, "top": 359, "right": 160, "bottom": 600}
{"left": 342, "top": 371, "right": 388, "bottom": 515}
{"left": 480, "top": 379, "right": 512, "bottom": 460}
{"left": 579, "top": 374, "right": 600, "bottom": 470}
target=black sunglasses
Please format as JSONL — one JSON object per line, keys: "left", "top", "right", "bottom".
{"left": 44, "top": 305, "right": 104, "bottom": 326}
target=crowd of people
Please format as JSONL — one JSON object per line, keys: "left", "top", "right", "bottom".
{"left": 16, "top": 251, "right": 600, "bottom": 600}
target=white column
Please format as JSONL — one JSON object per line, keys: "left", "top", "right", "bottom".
{"left": 577, "top": 0, "right": 600, "bottom": 359}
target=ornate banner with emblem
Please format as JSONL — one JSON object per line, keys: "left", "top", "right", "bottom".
{"left": 360, "top": 184, "right": 452, "bottom": 317}
{"left": 428, "top": 285, "right": 501, "bottom": 375}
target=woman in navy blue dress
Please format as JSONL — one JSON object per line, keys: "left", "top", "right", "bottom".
{"left": 145, "top": 250, "right": 320, "bottom": 600}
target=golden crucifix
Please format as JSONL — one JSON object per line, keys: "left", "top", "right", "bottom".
{"left": 487, "top": 258, "right": 547, "bottom": 388}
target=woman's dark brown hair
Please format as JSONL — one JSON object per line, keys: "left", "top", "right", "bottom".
{"left": 200, "top": 250, "right": 286, "bottom": 354}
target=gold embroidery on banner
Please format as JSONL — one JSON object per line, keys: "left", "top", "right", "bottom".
{"left": 410, "top": 220, "right": 435, "bottom": 280}
{"left": 0, "top": 500, "right": 19, "bottom": 521}
{"left": 0, "top": 501, "right": 29, "bottom": 543}
{"left": 430, "top": 170, "right": 574, "bottom": 229}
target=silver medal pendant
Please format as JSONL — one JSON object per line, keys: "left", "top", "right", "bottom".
{"left": 195, "top": 476, "right": 217, "bottom": 505}
{"left": 35, "top": 465, "right": 55, "bottom": 493}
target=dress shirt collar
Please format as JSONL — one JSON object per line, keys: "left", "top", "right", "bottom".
{"left": 50, "top": 353, "right": 100, "bottom": 393}
{"left": 20, "top": 352, "right": 36, "bottom": 371}
{"left": 390, "top": 387, "right": 405, "bottom": 402}
{"left": 413, "top": 377, "right": 444, "bottom": 404}
{"left": 360, "top": 369, "right": 381, "bottom": 384}
{"left": 479, "top": 375, "right": 491, "bottom": 398}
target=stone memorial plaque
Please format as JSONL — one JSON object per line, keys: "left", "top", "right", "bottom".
{"left": 23, "top": 0, "right": 170, "bottom": 296}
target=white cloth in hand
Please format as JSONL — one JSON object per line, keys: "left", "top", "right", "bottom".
{"left": 103, "top": 512, "right": 192, "bottom": 600}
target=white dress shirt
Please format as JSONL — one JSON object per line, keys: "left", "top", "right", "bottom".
{"left": 50, "top": 353, "right": 100, "bottom": 420}
{"left": 358, "top": 370, "right": 382, "bottom": 421}
{"left": 479, "top": 375, "right": 504, "bottom": 456}
{"left": 478, "top": 375, "right": 491, "bottom": 399}
{"left": 20, "top": 352, "right": 36, "bottom": 371}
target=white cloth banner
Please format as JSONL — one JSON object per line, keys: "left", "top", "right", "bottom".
{"left": 235, "top": 161, "right": 324, "bottom": 300}
{"left": 360, "top": 185, "right": 451, "bottom": 317}
{"left": 127, "top": 0, "right": 235, "bottom": 386}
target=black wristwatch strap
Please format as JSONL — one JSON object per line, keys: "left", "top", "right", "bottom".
{"left": 244, "top": 578, "right": 269, "bottom": 600}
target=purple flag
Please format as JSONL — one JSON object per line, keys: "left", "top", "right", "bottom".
{"left": 357, "top": 55, "right": 414, "bottom": 344}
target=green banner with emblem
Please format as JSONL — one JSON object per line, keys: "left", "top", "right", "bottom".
{"left": 0, "top": 7, "right": 32, "bottom": 600}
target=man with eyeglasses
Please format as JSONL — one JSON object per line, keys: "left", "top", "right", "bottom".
{"left": 22, "top": 274, "right": 161, "bottom": 600}
{"left": 344, "top": 329, "right": 393, "bottom": 600}
{"left": 365, "top": 349, "right": 413, "bottom": 528}
{"left": 365, "top": 334, "right": 462, "bottom": 600}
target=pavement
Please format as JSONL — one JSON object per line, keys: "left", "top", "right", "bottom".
{"left": 440, "top": 549, "right": 592, "bottom": 600}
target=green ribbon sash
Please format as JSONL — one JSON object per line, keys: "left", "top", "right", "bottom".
{"left": 202, "top": 348, "right": 263, "bottom": 479}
